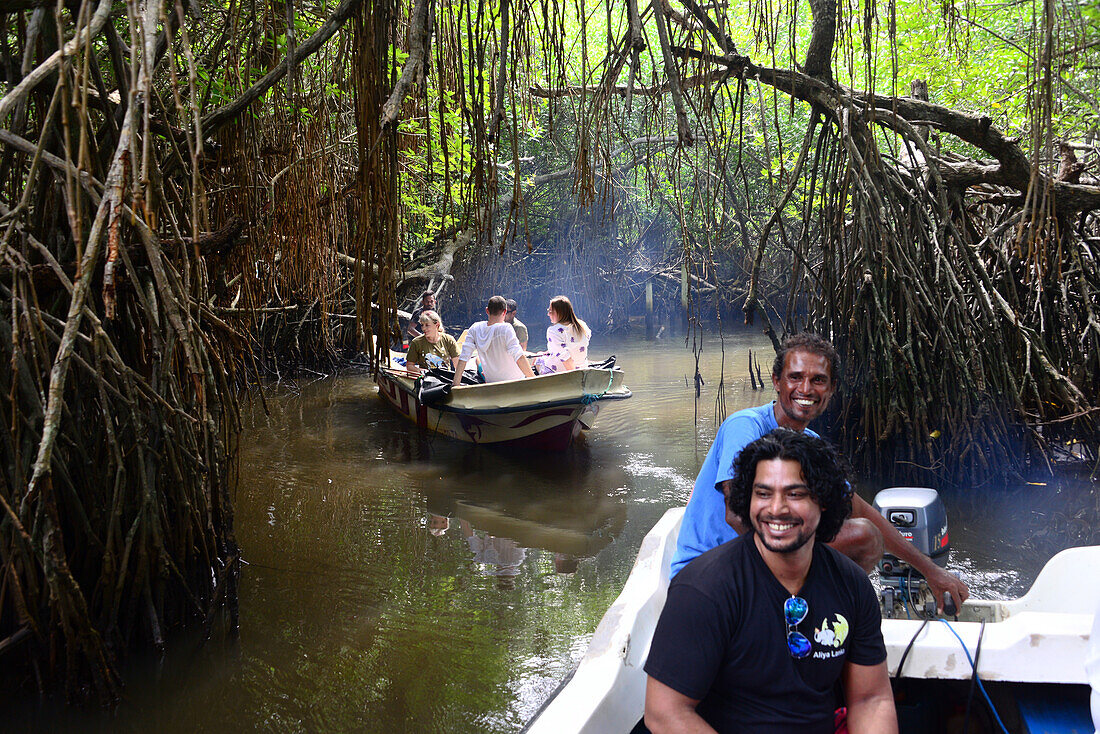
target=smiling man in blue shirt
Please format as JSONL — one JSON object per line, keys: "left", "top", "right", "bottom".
{"left": 670, "top": 333, "right": 968, "bottom": 613}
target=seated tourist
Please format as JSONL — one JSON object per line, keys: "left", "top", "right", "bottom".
{"left": 406, "top": 290, "right": 438, "bottom": 341}
{"left": 405, "top": 310, "right": 459, "bottom": 375}
{"left": 644, "top": 429, "right": 897, "bottom": 734}
{"left": 533, "top": 295, "right": 590, "bottom": 374}
{"left": 504, "top": 298, "right": 529, "bottom": 351}
{"left": 452, "top": 296, "right": 535, "bottom": 385}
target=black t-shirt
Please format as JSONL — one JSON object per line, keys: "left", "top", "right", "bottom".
{"left": 644, "top": 534, "right": 886, "bottom": 734}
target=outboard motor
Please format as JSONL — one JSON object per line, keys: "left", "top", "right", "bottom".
{"left": 872, "top": 487, "right": 950, "bottom": 618}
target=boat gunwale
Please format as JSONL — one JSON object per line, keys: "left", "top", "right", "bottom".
{"left": 377, "top": 367, "right": 633, "bottom": 415}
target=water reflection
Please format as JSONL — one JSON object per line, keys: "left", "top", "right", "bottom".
{"left": 460, "top": 520, "right": 527, "bottom": 589}
{"left": 417, "top": 450, "right": 629, "bottom": 554}
{"left": 405, "top": 441, "right": 631, "bottom": 594}
{"left": 427, "top": 512, "right": 451, "bottom": 536}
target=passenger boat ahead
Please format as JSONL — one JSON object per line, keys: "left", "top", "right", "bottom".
{"left": 375, "top": 352, "right": 632, "bottom": 450}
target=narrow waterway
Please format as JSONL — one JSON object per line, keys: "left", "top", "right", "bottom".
{"left": 10, "top": 333, "right": 1098, "bottom": 732}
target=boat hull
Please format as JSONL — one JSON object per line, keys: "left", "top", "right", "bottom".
{"left": 375, "top": 367, "right": 630, "bottom": 450}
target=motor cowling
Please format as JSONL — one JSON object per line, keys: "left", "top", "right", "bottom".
{"left": 872, "top": 487, "right": 950, "bottom": 578}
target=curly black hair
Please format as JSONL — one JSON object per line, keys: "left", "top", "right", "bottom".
{"left": 726, "top": 428, "right": 852, "bottom": 544}
{"left": 771, "top": 333, "right": 840, "bottom": 385}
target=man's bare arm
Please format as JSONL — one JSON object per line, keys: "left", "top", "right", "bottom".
{"left": 842, "top": 660, "right": 897, "bottom": 734}
{"left": 517, "top": 354, "right": 534, "bottom": 377}
{"left": 850, "top": 495, "right": 969, "bottom": 611}
{"left": 451, "top": 359, "right": 468, "bottom": 387}
{"left": 644, "top": 677, "right": 716, "bottom": 734}
{"left": 721, "top": 480, "right": 750, "bottom": 535}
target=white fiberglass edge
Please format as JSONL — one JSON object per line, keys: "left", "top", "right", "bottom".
{"left": 525, "top": 507, "right": 684, "bottom": 734}
{"left": 885, "top": 545, "right": 1100, "bottom": 684}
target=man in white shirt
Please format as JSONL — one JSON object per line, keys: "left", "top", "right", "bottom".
{"left": 452, "top": 296, "right": 535, "bottom": 385}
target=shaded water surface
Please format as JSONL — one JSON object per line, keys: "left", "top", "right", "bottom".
{"left": 9, "top": 333, "right": 1098, "bottom": 732}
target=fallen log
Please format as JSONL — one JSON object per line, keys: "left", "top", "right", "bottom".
{"left": 166, "top": 216, "right": 248, "bottom": 258}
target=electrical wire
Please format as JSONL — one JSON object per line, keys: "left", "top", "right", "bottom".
{"left": 963, "top": 620, "right": 986, "bottom": 734}
{"left": 939, "top": 619, "right": 1008, "bottom": 734}
{"left": 907, "top": 567, "right": 921, "bottom": 619}
{"left": 891, "top": 618, "right": 928, "bottom": 679}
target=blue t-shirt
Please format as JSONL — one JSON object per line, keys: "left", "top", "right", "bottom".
{"left": 670, "top": 403, "right": 819, "bottom": 577}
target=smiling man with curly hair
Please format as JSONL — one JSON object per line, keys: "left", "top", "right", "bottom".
{"left": 644, "top": 429, "right": 897, "bottom": 734}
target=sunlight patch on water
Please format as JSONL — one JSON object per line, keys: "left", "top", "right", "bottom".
{"left": 511, "top": 632, "right": 595, "bottom": 723}
{"left": 622, "top": 453, "right": 694, "bottom": 503}
{"left": 945, "top": 557, "right": 1023, "bottom": 600}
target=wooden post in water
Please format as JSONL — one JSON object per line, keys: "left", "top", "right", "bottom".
{"left": 645, "top": 281, "right": 654, "bottom": 340}
{"left": 680, "top": 262, "right": 690, "bottom": 335}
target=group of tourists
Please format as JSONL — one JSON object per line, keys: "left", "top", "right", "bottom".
{"left": 401, "top": 291, "right": 592, "bottom": 386}
{"left": 640, "top": 333, "right": 971, "bottom": 734}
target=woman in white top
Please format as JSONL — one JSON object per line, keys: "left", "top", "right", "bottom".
{"left": 534, "top": 295, "right": 591, "bottom": 374}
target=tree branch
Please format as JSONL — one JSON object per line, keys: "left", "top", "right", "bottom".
{"left": 380, "top": 0, "right": 433, "bottom": 130}
{"left": 0, "top": 0, "right": 115, "bottom": 124}
{"left": 803, "top": 0, "right": 837, "bottom": 79}
{"left": 489, "top": 0, "right": 509, "bottom": 141}
{"left": 202, "top": 0, "right": 364, "bottom": 135}
{"left": 529, "top": 70, "right": 727, "bottom": 99}
{"left": 652, "top": 0, "right": 694, "bottom": 146}
{"left": 736, "top": 63, "right": 1100, "bottom": 212}
{"left": 165, "top": 215, "right": 248, "bottom": 257}
{"left": 674, "top": 0, "right": 736, "bottom": 53}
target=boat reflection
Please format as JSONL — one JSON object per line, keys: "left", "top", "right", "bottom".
{"left": 417, "top": 444, "right": 630, "bottom": 583}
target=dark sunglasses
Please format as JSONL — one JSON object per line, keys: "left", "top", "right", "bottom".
{"left": 784, "top": 596, "right": 812, "bottom": 659}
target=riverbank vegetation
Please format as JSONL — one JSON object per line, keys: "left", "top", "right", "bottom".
{"left": 1, "top": 0, "right": 1097, "bottom": 702}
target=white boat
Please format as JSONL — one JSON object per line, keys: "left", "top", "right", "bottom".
{"left": 524, "top": 507, "right": 1099, "bottom": 733}
{"left": 375, "top": 354, "right": 631, "bottom": 450}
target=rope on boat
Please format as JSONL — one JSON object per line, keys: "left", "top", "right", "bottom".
{"left": 581, "top": 371, "right": 615, "bottom": 405}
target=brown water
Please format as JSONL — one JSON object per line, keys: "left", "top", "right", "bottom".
{"left": 9, "top": 332, "right": 1098, "bottom": 732}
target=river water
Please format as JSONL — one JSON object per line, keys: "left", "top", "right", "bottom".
{"left": 11, "top": 332, "right": 1099, "bottom": 732}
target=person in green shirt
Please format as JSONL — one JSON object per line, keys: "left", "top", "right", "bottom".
{"left": 504, "top": 299, "right": 528, "bottom": 350}
{"left": 405, "top": 310, "right": 460, "bottom": 374}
